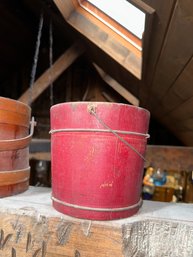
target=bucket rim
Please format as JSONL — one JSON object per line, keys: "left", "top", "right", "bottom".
{"left": 51, "top": 101, "right": 150, "bottom": 115}
{"left": 0, "top": 97, "right": 31, "bottom": 115}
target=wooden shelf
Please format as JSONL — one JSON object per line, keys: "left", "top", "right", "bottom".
{"left": 0, "top": 186, "right": 192, "bottom": 256}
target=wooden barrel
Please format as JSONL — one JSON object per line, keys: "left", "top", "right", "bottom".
{"left": 0, "top": 97, "right": 34, "bottom": 197}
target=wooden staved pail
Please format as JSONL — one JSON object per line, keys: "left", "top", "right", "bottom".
{"left": 0, "top": 97, "right": 35, "bottom": 197}
{"left": 51, "top": 102, "right": 150, "bottom": 220}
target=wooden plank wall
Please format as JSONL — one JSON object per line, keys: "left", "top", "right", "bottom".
{"left": 140, "top": 0, "right": 193, "bottom": 145}
{"left": 142, "top": 0, "right": 176, "bottom": 85}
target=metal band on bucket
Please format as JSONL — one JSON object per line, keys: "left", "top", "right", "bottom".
{"left": 0, "top": 117, "right": 36, "bottom": 151}
{"left": 50, "top": 128, "right": 150, "bottom": 138}
{"left": 0, "top": 167, "right": 30, "bottom": 186}
{"left": 50, "top": 104, "right": 149, "bottom": 161}
{"left": 52, "top": 195, "right": 142, "bottom": 212}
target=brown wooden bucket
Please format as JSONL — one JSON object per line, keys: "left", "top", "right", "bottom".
{"left": 0, "top": 97, "right": 35, "bottom": 197}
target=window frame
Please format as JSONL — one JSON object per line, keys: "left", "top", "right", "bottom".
{"left": 54, "top": 0, "right": 155, "bottom": 79}
{"left": 77, "top": 0, "right": 143, "bottom": 51}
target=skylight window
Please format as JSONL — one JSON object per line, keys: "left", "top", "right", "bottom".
{"left": 87, "top": 0, "right": 145, "bottom": 39}
{"left": 54, "top": 0, "right": 154, "bottom": 79}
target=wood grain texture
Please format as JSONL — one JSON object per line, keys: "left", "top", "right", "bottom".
{"left": 140, "top": 0, "right": 176, "bottom": 104}
{"left": 139, "top": 0, "right": 193, "bottom": 146}
{"left": 0, "top": 187, "right": 192, "bottom": 256}
{"left": 167, "top": 55, "right": 193, "bottom": 101}
{"left": 163, "top": 97, "right": 193, "bottom": 121}
{"left": 148, "top": 0, "right": 193, "bottom": 106}
{"left": 160, "top": 56, "right": 193, "bottom": 120}
{"left": 0, "top": 207, "right": 122, "bottom": 256}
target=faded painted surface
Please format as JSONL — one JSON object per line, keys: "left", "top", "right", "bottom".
{"left": 122, "top": 219, "right": 193, "bottom": 257}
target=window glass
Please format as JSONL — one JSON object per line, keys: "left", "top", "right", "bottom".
{"left": 87, "top": 0, "right": 145, "bottom": 39}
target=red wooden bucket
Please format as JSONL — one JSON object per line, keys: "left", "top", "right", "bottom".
{"left": 0, "top": 97, "right": 35, "bottom": 197}
{"left": 50, "top": 102, "right": 150, "bottom": 220}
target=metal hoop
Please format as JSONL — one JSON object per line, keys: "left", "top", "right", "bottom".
{"left": 49, "top": 128, "right": 150, "bottom": 138}
{"left": 52, "top": 196, "right": 142, "bottom": 212}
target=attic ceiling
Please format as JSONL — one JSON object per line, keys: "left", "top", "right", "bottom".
{"left": 1, "top": 0, "right": 193, "bottom": 146}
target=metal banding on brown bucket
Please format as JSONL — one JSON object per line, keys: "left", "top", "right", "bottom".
{"left": 0, "top": 97, "right": 34, "bottom": 197}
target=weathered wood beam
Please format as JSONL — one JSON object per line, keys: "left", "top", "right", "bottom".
{"left": 18, "top": 43, "right": 85, "bottom": 104}
{"left": 93, "top": 63, "right": 139, "bottom": 106}
{"left": 0, "top": 187, "right": 192, "bottom": 256}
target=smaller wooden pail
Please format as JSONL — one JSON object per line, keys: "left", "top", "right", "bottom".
{"left": 0, "top": 97, "right": 35, "bottom": 197}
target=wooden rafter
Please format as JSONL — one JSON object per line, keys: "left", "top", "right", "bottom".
{"left": 18, "top": 43, "right": 85, "bottom": 104}
{"left": 93, "top": 63, "right": 139, "bottom": 106}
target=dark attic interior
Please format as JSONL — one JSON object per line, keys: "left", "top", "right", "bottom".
{"left": 0, "top": 0, "right": 193, "bottom": 256}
